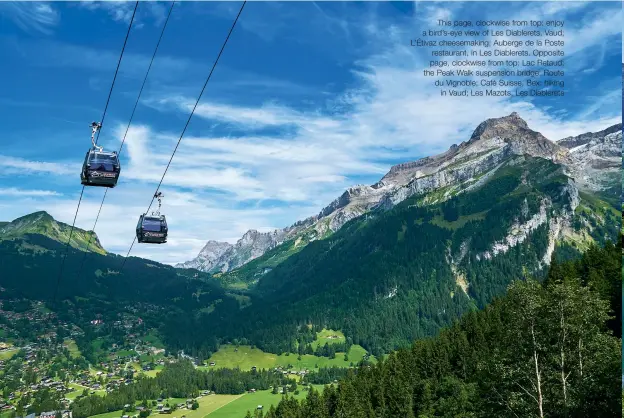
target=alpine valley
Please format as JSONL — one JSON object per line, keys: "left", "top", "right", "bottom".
{"left": 0, "top": 112, "right": 621, "bottom": 417}
{"left": 168, "top": 112, "right": 621, "bottom": 354}
{"left": 2, "top": 112, "right": 620, "bottom": 353}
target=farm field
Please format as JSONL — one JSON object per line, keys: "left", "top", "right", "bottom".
{"left": 87, "top": 394, "right": 243, "bottom": 418}
{"left": 203, "top": 343, "right": 369, "bottom": 372}
{"left": 63, "top": 339, "right": 82, "bottom": 358}
{"left": 0, "top": 348, "right": 18, "bottom": 360}
{"left": 203, "top": 329, "right": 372, "bottom": 372}
{"left": 206, "top": 386, "right": 325, "bottom": 418}
{"left": 180, "top": 394, "right": 243, "bottom": 418}
{"left": 310, "top": 329, "right": 346, "bottom": 350}
{"left": 90, "top": 410, "right": 125, "bottom": 418}
{"left": 141, "top": 364, "right": 163, "bottom": 377}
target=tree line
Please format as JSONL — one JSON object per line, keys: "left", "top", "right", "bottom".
{"left": 70, "top": 361, "right": 295, "bottom": 418}
{"left": 249, "top": 240, "right": 622, "bottom": 417}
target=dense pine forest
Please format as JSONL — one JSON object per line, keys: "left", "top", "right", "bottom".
{"left": 248, "top": 240, "right": 622, "bottom": 418}
{"left": 165, "top": 157, "right": 619, "bottom": 358}
{"left": 67, "top": 362, "right": 296, "bottom": 418}
{"left": 2, "top": 157, "right": 619, "bottom": 365}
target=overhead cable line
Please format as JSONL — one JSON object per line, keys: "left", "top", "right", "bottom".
{"left": 52, "top": 1, "right": 139, "bottom": 303}
{"left": 119, "top": 0, "right": 247, "bottom": 272}
{"left": 76, "top": 1, "right": 176, "bottom": 280}
{"left": 94, "top": 1, "right": 140, "bottom": 146}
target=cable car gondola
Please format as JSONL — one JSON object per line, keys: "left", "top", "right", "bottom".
{"left": 136, "top": 192, "right": 168, "bottom": 244}
{"left": 80, "top": 122, "right": 121, "bottom": 188}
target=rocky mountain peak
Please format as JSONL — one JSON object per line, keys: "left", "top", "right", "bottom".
{"left": 175, "top": 240, "right": 232, "bottom": 271}
{"left": 469, "top": 112, "right": 530, "bottom": 141}
{"left": 177, "top": 112, "right": 619, "bottom": 275}
{"left": 200, "top": 240, "right": 232, "bottom": 252}
{"left": 557, "top": 123, "right": 623, "bottom": 149}
{"left": 238, "top": 229, "right": 282, "bottom": 249}
{"left": 242, "top": 229, "right": 259, "bottom": 239}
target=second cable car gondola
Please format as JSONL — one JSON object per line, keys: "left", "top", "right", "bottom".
{"left": 136, "top": 192, "right": 168, "bottom": 244}
{"left": 80, "top": 122, "right": 121, "bottom": 188}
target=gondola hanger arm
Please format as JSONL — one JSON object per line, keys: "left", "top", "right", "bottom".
{"left": 90, "top": 122, "right": 103, "bottom": 152}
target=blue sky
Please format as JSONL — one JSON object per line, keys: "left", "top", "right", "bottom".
{"left": 0, "top": 1, "right": 621, "bottom": 264}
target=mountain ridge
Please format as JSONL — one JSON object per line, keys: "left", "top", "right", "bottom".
{"left": 0, "top": 114, "right": 619, "bottom": 359}
{"left": 0, "top": 210, "right": 107, "bottom": 255}
{"left": 178, "top": 113, "right": 621, "bottom": 275}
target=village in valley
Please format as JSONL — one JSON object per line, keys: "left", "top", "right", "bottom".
{"left": 0, "top": 298, "right": 364, "bottom": 418}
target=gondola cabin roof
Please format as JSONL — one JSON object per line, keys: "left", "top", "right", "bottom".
{"left": 88, "top": 150, "right": 118, "bottom": 160}
{"left": 141, "top": 214, "right": 166, "bottom": 222}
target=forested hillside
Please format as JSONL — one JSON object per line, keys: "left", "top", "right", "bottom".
{"left": 0, "top": 231, "right": 234, "bottom": 356}
{"left": 1, "top": 152, "right": 618, "bottom": 365}
{"left": 164, "top": 156, "right": 619, "bottom": 356}
{"left": 254, "top": 240, "right": 622, "bottom": 418}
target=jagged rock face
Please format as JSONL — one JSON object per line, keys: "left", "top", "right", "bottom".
{"left": 175, "top": 240, "right": 232, "bottom": 271}
{"left": 222, "top": 229, "right": 286, "bottom": 271}
{"left": 558, "top": 124, "right": 621, "bottom": 149}
{"left": 378, "top": 112, "right": 571, "bottom": 209}
{"left": 557, "top": 124, "right": 622, "bottom": 192}
{"left": 177, "top": 228, "right": 303, "bottom": 273}
{"left": 177, "top": 112, "right": 620, "bottom": 273}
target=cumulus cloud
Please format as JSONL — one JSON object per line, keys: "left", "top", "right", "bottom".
{"left": 2, "top": 2, "right": 620, "bottom": 264}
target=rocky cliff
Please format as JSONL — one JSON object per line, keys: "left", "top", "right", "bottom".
{"left": 177, "top": 112, "right": 620, "bottom": 273}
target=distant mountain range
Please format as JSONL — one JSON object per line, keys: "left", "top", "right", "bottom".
{"left": 1, "top": 112, "right": 620, "bottom": 356}
{"left": 177, "top": 112, "right": 622, "bottom": 281}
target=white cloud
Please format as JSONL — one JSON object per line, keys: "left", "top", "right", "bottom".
{"left": 0, "top": 188, "right": 61, "bottom": 197}
{"left": 0, "top": 155, "right": 77, "bottom": 176}
{"left": 0, "top": 185, "right": 315, "bottom": 264}
{"left": 78, "top": 1, "right": 135, "bottom": 24}
{"left": 0, "top": 2, "right": 59, "bottom": 35}
{"left": 2, "top": 2, "right": 620, "bottom": 265}
{"left": 77, "top": 0, "right": 171, "bottom": 27}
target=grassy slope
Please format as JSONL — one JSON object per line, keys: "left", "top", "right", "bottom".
{"left": 204, "top": 157, "right": 620, "bottom": 356}
{"left": 201, "top": 328, "right": 368, "bottom": 372}
{"left": 64, "top": 339, "right": 82, "bottom": 358}
{"left": 203, "top": 343, "right": 369, "bottom": 372}
{"left": 0, "top": 211, "right": 106, "bottom": 255}
{"left": 88, "top": 393, "right": 245, "bottom": 418}
{"left": 207, "top": 386, "right": 325, "bottom": 418}
{"left": 0, "top": 349, "right": 19, "bottom": 360}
